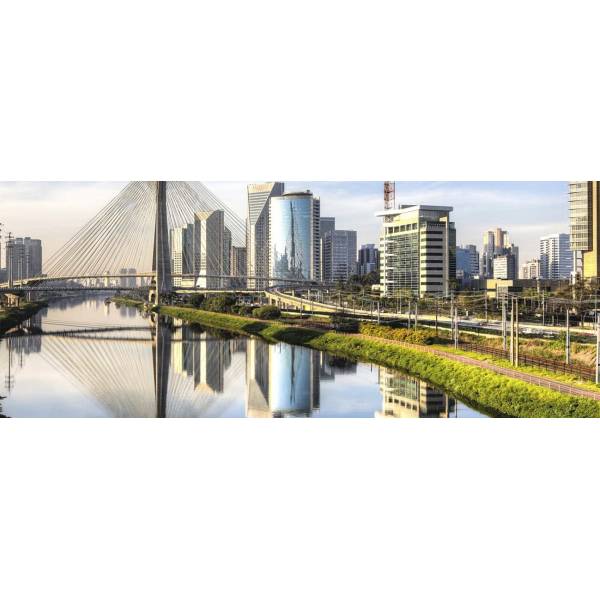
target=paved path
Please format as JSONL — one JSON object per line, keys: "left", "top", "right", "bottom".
{"left": 357, "top": 334, "right": 600, "bottom": 401}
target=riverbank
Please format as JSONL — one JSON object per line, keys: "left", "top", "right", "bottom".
{"left": 0, "top": 301, "right": 48, "bottom": 336}
{"left": 158, "top": 306, "right": 600, "bottom": 418}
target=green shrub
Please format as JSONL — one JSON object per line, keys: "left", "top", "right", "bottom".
{"left": 252, "top": 305, "right": 281, "bottom": 319}
{"left": 359, "top": 322, "right": 437, "bottom": 345}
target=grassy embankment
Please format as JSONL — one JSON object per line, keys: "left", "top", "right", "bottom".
{"left": 0, "top": 302, "right": 48, "bottom": 336}
{"left": 158, "top": 306, "right": 600, "bottom": 418}
{"left": 358, "top": 322, "right": 600, "bottom": 394}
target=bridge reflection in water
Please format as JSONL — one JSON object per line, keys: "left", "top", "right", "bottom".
{"left": 0, "top": 302, "right": 482, "bottom": 418}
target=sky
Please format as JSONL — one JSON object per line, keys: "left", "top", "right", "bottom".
{"left": 0, "top": 181, "right": 569, "bottom": 267}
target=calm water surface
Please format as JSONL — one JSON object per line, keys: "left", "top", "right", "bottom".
{"left": 0, "top": 297, "right": 487, "bottom": 418}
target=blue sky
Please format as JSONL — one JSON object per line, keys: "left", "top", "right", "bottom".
{"left": 0, "top": 181, "right": 569, "bottom": 266}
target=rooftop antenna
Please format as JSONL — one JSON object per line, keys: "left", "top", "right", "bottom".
{"left": 384, "top": 181, "right": 395, "bottom": 210}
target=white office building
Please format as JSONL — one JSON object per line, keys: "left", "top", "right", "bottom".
{"left": 377, "top": 205, "right": 456, "bottom": 297}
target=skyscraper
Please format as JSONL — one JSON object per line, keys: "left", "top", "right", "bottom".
{"left": 170, "top": 224, "right": 194, "bottom": 287}
{"left": 246, "top": 182, "right": 284, "bottom": 290}
{"left": 539, "top": 233, "right": 572, "bottom": 279}
{"left": 357, "top": 243, "right": 379, "bottom": 276}
{"left": 5, "top": 236, "right": 43, "bottom": 284}
{"left": 456, "top": 244, "right": 479, "bottom": 280}
{"left": 231, "top": 245, "right": 247, "bottom": 288}
{"left": 319, "top": 216, "right": 336, "bottom": 280}
{"left": 480, "top": 229, "right": 517, "bottom": 278}
{"left": 569, "top": 181, "right": 599, "bottom": 279}
{"left": 377, "top": 205, "right": 456, "bottom": 297}
{"left": 322, "top": 229, "right": 357, "bottom": 282}
{"left": 194, "top": 210, "right": 224, "bottom": 288}
{"left": 269, "top": 190, "right": 320, "bottom": 284}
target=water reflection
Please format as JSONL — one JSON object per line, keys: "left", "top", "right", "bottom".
{"left": 377, "top": 368, "right": 455, "bottom": 418}
{"left": 0, "top": 297, "right": 485, "bottom": 418}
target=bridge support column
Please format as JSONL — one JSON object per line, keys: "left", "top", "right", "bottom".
{"left": 151, "top": 181, "right": 172, "bottom": 304}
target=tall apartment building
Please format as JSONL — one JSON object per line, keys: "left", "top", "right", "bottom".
{"left": 322, "top": 229, "right": 357, "bottom": 282}
{"left": 539, "top": 233, "right": 572, "bottom": 279}
{"left": 5, "top": 236, "right": 43, "bottom": 284}
{"left": 269, "top": 191, "right": 320, "bottom": 284}
{"left": 358, "top": 243, "right": 379, "bottom": 276}
{"left": 246, "top": 182, "right": 284, "bottom": 290}
{"left": 194, "top": 210, "right": 224, "bottom": 288}
{"left": 170, "top": 224, "right": 194, "bottom": 286}
{"left": 569, "top": 181, "right": 600, "bottom": 279}
{"left": 520, "top": 259, "right": 541, "bottom": 280}
{"left": 377, "top": 205, "right": 456, "bottom": 298}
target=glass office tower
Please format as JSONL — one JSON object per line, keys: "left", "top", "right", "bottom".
{"left": 269, "top": 191, "right": 320, "bottom": 284}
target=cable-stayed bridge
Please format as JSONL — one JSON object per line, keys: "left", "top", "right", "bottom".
{"left": 1, "top": 181, "right": 317, "bottom": 299}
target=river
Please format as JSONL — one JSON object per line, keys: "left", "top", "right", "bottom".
{"left": 0, "top": 296, "right": 487, "bottom": 418}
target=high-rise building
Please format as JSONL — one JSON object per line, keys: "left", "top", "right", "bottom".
{"left": 223, "top": 227, "right": 232, "bottom": 278}
{"left": 231, "top": 245, "right": 247, "bottom": 288}
{"left": 357, "top": 243, "right": 379, "bottom": 276}
{"left": 319, "top": 217, "right": 336, "bottom": 280}
{"left": 492, "top": 253, "right": 517, "bottom": 280}
{"left": 376, "top": 205, "right": 456, "bottom": 297}
{"left": 569, "top": 181, "right": 600, "bottom": 279}
{"left": 269, "top": 191, "right": 320, "bottom": 284}
{"left": 322, "top": 229, "right": 357, "bottom": 282}
{"left": 481, "top": 230, "right": 496, "bottom": 277}
{"left": 480, "top": 229, "right": 517, "bottom": 278}
{"left": 5, "top": 236, "right": 43, "bottom": 284}
{"left": 194, "top": 210, "right": 225, "bottom": 288}
{"left": 170, "top": 224, "right": 194, "bottom": 287}
{"left": 520, "top": 259, "right": 541, "bottom": 279}
{"left": 118, "top": 268, "right": 138, "bottom": 288}
{"left": 539, "top": 233, "right": 572, "bottom": 280}
{"left": 456, "top": 244, "right": 479, "bottom": 280}
{"left": 246, "top": 182, "right": 284, "bottom": 290}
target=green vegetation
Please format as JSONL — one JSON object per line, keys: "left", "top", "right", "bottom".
{"left": 112, "top": 296, "right": 145, "bottom": 309}
{"left": 159, "top": 306, "right": 600, "bottom": 418}
{"left": 0, "top": 302, "right": 48, "bottom": 336}
{"left": 252, "top": 305, "right": 281, "bottom": 319}
{"left": 359, "top": 322, "right": 437, "bottom": 345}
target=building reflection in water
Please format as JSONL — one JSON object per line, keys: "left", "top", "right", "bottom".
{"left": 376, "top": 367, "right": 455, "bottom": 418}
{"left": 246, "top": 340, "right": 322, "bottom": 417}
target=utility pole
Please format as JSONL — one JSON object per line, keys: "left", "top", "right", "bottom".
{"left": 565, "top": 306, "right": 571, "bottom": 365}
{"left": 435, "top": 300, "right": 439, "bottom": 337}
{"left": 408, "top": 299, "right": 412, "bottom": 329}
{"left": 414, "top": 301, "right": 419, "bottom": 329}
{"left": 484, "top": 293, "right": 488, "bottom": 322}
{"left": 510, "top": 297, "right": 515, "bottom": 365}
{"left": 377, "top": 301, "right": 381, "bottom": 324}
{"left": 454, "top": 307, "right": 459, "bottom": 349}
{"left": 450, "top": 293, "right": 455, "bottom": 341}
{"left": 515, "top": 298, "right": 519, "bottom": 367}
{"left": 502, "top": 300, "right": 507, "bottom": 351}
{"left": 542, "top": 293, "right": 546, "bottom": 326}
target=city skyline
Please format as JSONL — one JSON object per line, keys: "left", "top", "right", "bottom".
{"left": 0, "top": 181, "right": 568, "bottom": 265}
